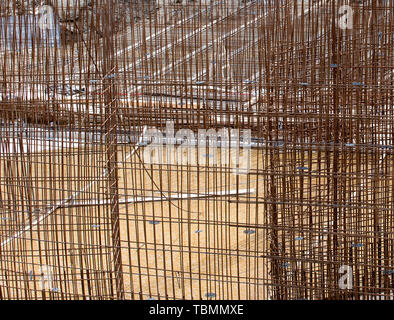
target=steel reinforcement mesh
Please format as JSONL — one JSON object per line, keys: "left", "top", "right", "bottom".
{"left": 0, "top": 0, "right": 393, "bottom": 300}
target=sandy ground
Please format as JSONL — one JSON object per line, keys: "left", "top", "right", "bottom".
{"left": 1, "top": 143, "right": 392, "bottom": 300}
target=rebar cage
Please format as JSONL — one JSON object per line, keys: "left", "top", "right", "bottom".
{"left": 0, "top": 0, "right": 393, "bottom": 300}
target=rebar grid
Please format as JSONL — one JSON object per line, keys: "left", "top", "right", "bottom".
{"left": 0, "top": 0, "right": 393, "bottom": 300}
